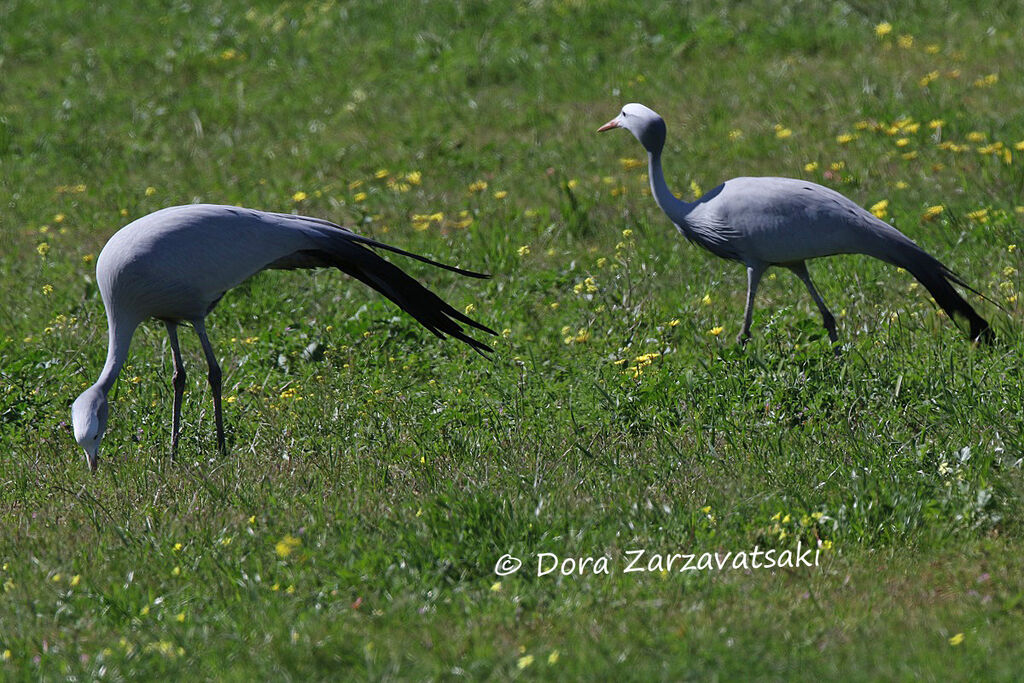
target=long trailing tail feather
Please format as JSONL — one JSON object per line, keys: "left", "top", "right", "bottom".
{"left": 866, "top": 227, "right": 993, "bottom": 343}
{"left": 320, "top": 238, "right": 496, "bottom": 355}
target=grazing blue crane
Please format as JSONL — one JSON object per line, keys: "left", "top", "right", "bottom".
{"left": 72, "top": 204, "right": 494, "bottom": 471}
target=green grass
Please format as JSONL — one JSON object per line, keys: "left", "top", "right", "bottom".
{"left": 2, "top": 0, "right": 1023, "bottom": 678}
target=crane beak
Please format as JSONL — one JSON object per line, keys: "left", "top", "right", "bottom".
{"left": 85, "top": 448, "right": 99, "bottom": 473}
{"left": 597, "top": 117, "right": 620, "bottom": 132}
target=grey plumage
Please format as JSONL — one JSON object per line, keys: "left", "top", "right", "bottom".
{"left": 72, "top": 204, "right": 495, "bottom": 470}
{"left": 599, "top": 103, "right": 992, "bottom": 345}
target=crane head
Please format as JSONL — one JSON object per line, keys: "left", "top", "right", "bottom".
{"left": 597, "top": 103, "right": 667, "bottom": 154}
{"left": 72, "top": 386, "right": 108, "bottom": 472}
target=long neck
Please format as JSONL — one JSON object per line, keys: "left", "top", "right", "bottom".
{"left": 647, "top": 149, "right": 692, "bottom": 226}
{"left": 94, "top": 314, "right": 138, "bottom": 395}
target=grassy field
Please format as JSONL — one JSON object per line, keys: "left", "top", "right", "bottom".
{"left": 2, "top": 0, "right": 1023, "bottom": 678}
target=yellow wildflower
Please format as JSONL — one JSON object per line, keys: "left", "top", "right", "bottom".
{"left": 353, "top": 192, "right": 367, "bottom": 202}
{"left": 836, "top": 133, "right": 855, "bottom": 145}
{"left": 774, "top": 125, "right": 792, "bottom": 139}
{"left": 897, "top": 34, "right": 914, "bottom": 49}
{"left": 145, "top": 186, "right": 156, "bottom": 196}
{"left": 490, "top": 581, "right": 501, "bottom": 592}
{"left": 82, "top": 253, "right": 94, "bottom": 264}
{"left": 804, "top": 161, "right": 819, "bottom": 172}
{"left": 275, "top": 534, "right": 302, "bottom": 558}
{"left": 870, "top": 200, "right": 889, "bottom": 219}
{"left": 517, "top": 245, "right": 530, "bottom": 257}
{"left": 292, "top": 191, "right": 307, "bottom": 202}
{"left": 70, "top": 574, "right": 80, "bottom": 587}
{"left": 41, "top": 284, "right": 54, "bottom": 296}
{"left": 949, "top": 633, "right": 964, "bottom": 646}
{"left": 36, "top": 242, "right": 50, "bottom": 257}
{"left": 619, "top": 158, "right": 644, "bottom": 170}
{"left": 708, "top": 326, "right": 724, "bottom": 336}
{"left": 875, "top": 22, "right": 893, "bottom": 37}
{"left": 728, "top": 129, "right": 743, "bottom": 141}
{"left": 668, "top": 318, "right": 680, "bottom": 327}
{"left": 921, "top": 205, "right": 944, "bottom": 221}
{"left": 468, "top": 180, "right": 488, "bottom": 193}
{"left": 517, "top": 655, "right": 534, "bottom": 669}
{"left": 406, "top": 171, "right": 422, "bottom": 185}
{"left": 493, "top": 190, "right": 508, "bottom": 199}
{"left": 548, "top": 650, "right": 560, "bottom": 664}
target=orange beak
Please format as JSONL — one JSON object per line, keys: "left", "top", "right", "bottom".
{"left": 597, "top": 117, "right": 620, "bottom": 132}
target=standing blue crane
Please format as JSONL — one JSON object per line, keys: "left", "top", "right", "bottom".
{"left": 72, "top": 204, "right": 494, "bottom": 471}
{"left": 598, "top": 103, "right": 992, "bottom": 345}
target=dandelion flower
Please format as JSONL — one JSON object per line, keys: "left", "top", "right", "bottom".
{"left": 949, "top": 633, "right": 965, "bottom": 646}
{"left": 292, "top": 191, "right": 307, "bottom": 202}
{"left": 41, "top": 284, "right": 54, "bottom": 296}
{"left": 490, "top": 581, "right": 502, "bottom": 592}
{"left": 804, "top": 161, "right": 819, "bottom": 172}
{"left": 464, "top": 303, "right": 476, "bottom": 315}
{"left": 701, "top": 293, "right": 712, "bottom": 306}
{"left": 728, "top": 129, "right": 743, "bottom": 141}
{"left": 897, "top": 34, "right": 914, "bottom": 49}
{"left": 70, "top": 574, "right": 80, "bottom": 587}
{"left": 668, "top": 318, "right": 680, "bottom": 327}
{"left": 374, "top": 169, "right": 389, "bottom": 179}
{"left": 176, "top": 612, "right": 185, "bottom": 622}
{"left": 619, "top": 158, "right": 644, "bottom": 170}
{"left": 517, "top": 245, "right": 530, "bottom": 257}
{"left": 468, "top": 180, "right": 488, "bottom": 193}
{"left": 406, "top": 171, "right": 422, "bottom": 185}
{"left": 517, "top": 655, "right": 534, "bottom": 669}
{"left": 921, "top": 205, "right": 944, "bottom": 221}
{"left": 145, "top": 186, "right": 156, "bottom": 196}
{"left": 82, "top": 253, "right": 95, "bottom": 264}
{"left": 275, "top": 534, "right": 302, "bottom": 558}
{"left": 36, "top": 242, "right": 50, "bottom": 257}
{"left": 708, "top": 326, "right": 724, "bottom": 336}
{"left": 836, "top": 133, "right": 856, "bottom": 145}
{"left": 353, "top": 192, "right": 367, "bottom": 202}
{"left": 774, "top": 125, "right": 792, "bottom": 139}
{"left": 875, "top": 22, "right": 893, "bottom": 37}
{"left": 493, "top": 190, "right": 508, "bottom": 199}
{"left": 870, "top": 199, "right": 889, "bottom": 219}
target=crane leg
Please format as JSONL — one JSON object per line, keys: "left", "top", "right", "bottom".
{"left": 787, "top": 262, "right": 839, "bottom": 344}
{"left": 193, "top": 319, "right": 226, "bottom": 454}
{"left": 165, "top": 322, "right": 187, "bottom": 454}
{"left": 738, "top": 263, "right": 766, "bottom": 344}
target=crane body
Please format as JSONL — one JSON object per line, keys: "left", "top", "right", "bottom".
{"left": 599, "top": 103, "right": 992, "bottom": 345}
{"left": 73, "top": 204, "right": 494, "bottom": 470}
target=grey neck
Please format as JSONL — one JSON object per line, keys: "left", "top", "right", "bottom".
{"left": 647, "top": 150, "right": 692, "bottom": 226}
